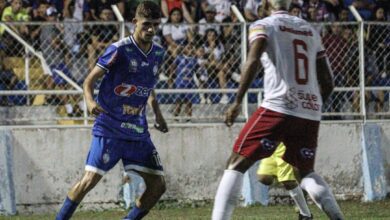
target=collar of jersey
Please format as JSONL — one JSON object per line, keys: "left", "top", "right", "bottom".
{"left": 129, "top": 35, "right": 154, "bottom": 58}
{"left": 272, "top": 11, "right": 288, "bottom": 15}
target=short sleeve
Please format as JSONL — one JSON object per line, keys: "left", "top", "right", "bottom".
{"left": 162, "top": 25, "right": 171, "bottom": 36}
{"left": 96, "top": 45, "right": 119, "bottom": 72}
{"left": 248, "top": 21, "right": 269, "bottom": 45}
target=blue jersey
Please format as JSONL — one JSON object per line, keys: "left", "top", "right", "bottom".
{"left": 92, "top": 36, "right": 165, "bottom": 140}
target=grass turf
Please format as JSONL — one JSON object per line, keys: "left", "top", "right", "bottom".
{"left": 1, "top": 199, "right": 390, "bottom": 219}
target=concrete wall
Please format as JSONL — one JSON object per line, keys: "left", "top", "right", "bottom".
{"left": 3, "top": 122, "right": 388, "bottom": 213}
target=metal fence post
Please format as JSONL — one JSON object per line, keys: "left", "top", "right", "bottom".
{"left": 24, "top": 47, "right": 30, "bottom": 105}
{"left": 349, "top": 6, "right": 366, "bottom": 122}
{"left": 231, "top": 5, "right": 249, "bottom": 120}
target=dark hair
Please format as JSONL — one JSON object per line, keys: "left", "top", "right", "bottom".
{"left": 168, "top": 7, "right": 183, "bottom": 23}
{"left": 135, "top": 1, "right": 161, "bottom": 19}
{"left": 372, "top": 6, "right": 387, "bottom": 21}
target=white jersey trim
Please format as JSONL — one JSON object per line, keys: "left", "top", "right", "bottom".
{"left": 237, "top": 108, "right": 267, "bottom": 152}
{"left": 85, "top": 165, "right": 106, "bottom": 176}
{"left": 96, "top": 63, "right": 109, "bottom": 72}
{"left": 124, "top": 164, "right": 165, "bottom": 176}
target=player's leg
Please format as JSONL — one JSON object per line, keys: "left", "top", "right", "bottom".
{"left": 56, "top": 136, "right": 121, "bottom": 220}
{"left": 281, "top": 179, "right": 312, "bottom": 219}
{"left": 122, "top": 138, "right": 165, "bottom": 220}
{"left": 300, "top": 171, "right": 344, "bottom": 220}
{"left": 276, "top": 155, "right": 312, "bottom": 218}
{"left": 283, "top": 118, "right": 344, "bottom": 220}
{"left": 212, "top": 152, "right": 255, "bottom": 220}
{"left": 173, "top": 100, "right": 182, "bottom": 118}
{"left": 184, "top": 99, "right": 192, "bottom": 119}
{"left": 56, "top": 171, "right": 102, "bottom": 220}
{"left": 256, "top": 157, "right": 277, "bottom": 185}
{"left": 123, "top": 172, "right": 166, "bottom": 220}
{"left": 212, "top": 107, "right": 285, "bottom": 220}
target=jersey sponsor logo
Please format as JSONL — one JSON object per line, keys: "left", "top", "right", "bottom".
{"left": 298, "top": 90, "right": 320, "bottom": 111}
{"left": 102, "top": 152, "right": 110, "bottom": 164}
{"left": 122, "top": 104, "right": 143, "bottom": 115}
{"left": 280, "top": 26, "right": 313, "bottom": 36}
{"left": 285, "top": 88, "right": 299, "bottom": 109}
{"left": 114, "top": 83, "right": 152, "bottom": 97}
{"left": 120, "top": 122, "right": 144, "bottom": 133}
{"left": 300, "top": 148, "right": 315, "bottom": 160}
{"left": 155, "top": 50, "right": 164, "bottom": 56}
{"left": 129, "top": 59, "right": 138, "bottom": 72}
{"left": 141, "top": 61, "right": 149, "bottom": 67}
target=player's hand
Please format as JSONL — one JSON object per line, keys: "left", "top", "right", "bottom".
{"left": 224, "top": 102, "right": 241, "bottom": 127}
{"left": 87, "top": 101, "right": 107, "bottom": 117}
{"left": 154, "top": 115, "right": 168, "bottom": 133}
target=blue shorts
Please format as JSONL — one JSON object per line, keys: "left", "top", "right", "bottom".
{"left": 85, "top": 135, "right": 164, "bottom": 176}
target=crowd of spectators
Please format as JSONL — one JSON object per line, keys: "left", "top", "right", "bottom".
{"left": 0, "top": 0, "right": 389, "bottom": 118}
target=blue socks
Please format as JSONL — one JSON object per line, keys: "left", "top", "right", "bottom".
{"left": 124, "top": 206, "right": 149, "bottom": 220}
{"left": 56, "top": 197, "right": 79, "bottom": 220}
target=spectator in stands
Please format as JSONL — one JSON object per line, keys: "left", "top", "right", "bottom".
{"left": 341, "top": 27, "right": 360, "bottom": 116}
{"left": 202, "top": 28, "right": 228, "bottom": 103}
{"left": 343, "top": 0, "right": 376, "bottom": 21}
{"left": 161, "top": 0, "right": 194, "bottom": 23}
{"left": 0, "top": 0, "right": 30, "bottom": 55}
{"left": 375, "top": 0, "right": 389, "bottom": 20}
{"left": 63, "top": 0, "right": 88, "bottom": 85}
{"left": 302, "top": 0, "right": 331, "bottom": 21}
{"left": 201, "top": 0, "right": 231, "bottom": 22}
{"left": 194, "top": 44, "right": 210, "bottom": 104}
{"left": 88, "top": 0, "right": 125, "bottom": 21}
{"left": 322, "top": 24, "right": 347, "bottom": 119}
{"left": 219, "top": 10, "right": 241, "bottom": 101}
{"left": 337, "top": 7, "right": 349, "bottom": 21}
{"left": 172, "top": 43, "right": 199, "bottom": 121}
{"left": 0, "top": 0, "right": 6, "bottom": 17}
{"left": 323, "top": 24, "right": 346, "bottom": 87}
{"left": 198, "top": 5, "right": 221, "bottom": 37}
{"left": 87, "top": 8, "right": 118, "bottom": 71}
{"left": 71, "top": 0, "right": 90, "bottom": 21}
{"left": 29, "top": 1, "right": 50, "bottom": 50}
{"left": 0, "top": 49, "right": 18, "bottom": 106}
{"left": 40, "top": 6, "right": 62, "bottom": 60}
{"left": 289, "top": 3, "right": 303, "bottom": 17}
{"left": 244, "top": 0, "right": 262, "bottom": 21}
{"left": 367, "top": 6, "right": 389, "bottom": 76}
{"left": 163, "top": 7, "right": 193, "bottom": 87}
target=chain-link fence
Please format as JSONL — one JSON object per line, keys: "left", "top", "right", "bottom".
{"left": 0, "top": 21, "right": 389, "bottom": 125}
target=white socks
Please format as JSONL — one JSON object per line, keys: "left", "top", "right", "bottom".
{"left": 212, "top": 170, "right": 244, "bottom": 220}
{"left": 288, "top": 186, "right": 311, "bottom": 217}
{"left": 301, "top": 172, "right": 344, "bottom": 220}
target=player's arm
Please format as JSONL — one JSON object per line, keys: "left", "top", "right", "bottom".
{"left": 316, "top": 57, "right": 334, "bottom": 102}
{"left": 224, "top": 38, "right": 266, "bottom": 126}
{"left": 83, "top": 66, "right": 107, "bottom": 116}
{"left": 148, "top": 90, "right": 168, "bottom": 133}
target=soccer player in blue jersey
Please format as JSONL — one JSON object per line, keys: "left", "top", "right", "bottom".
{"left": 55, "top": 2, "right": 168, "bottom": 220}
